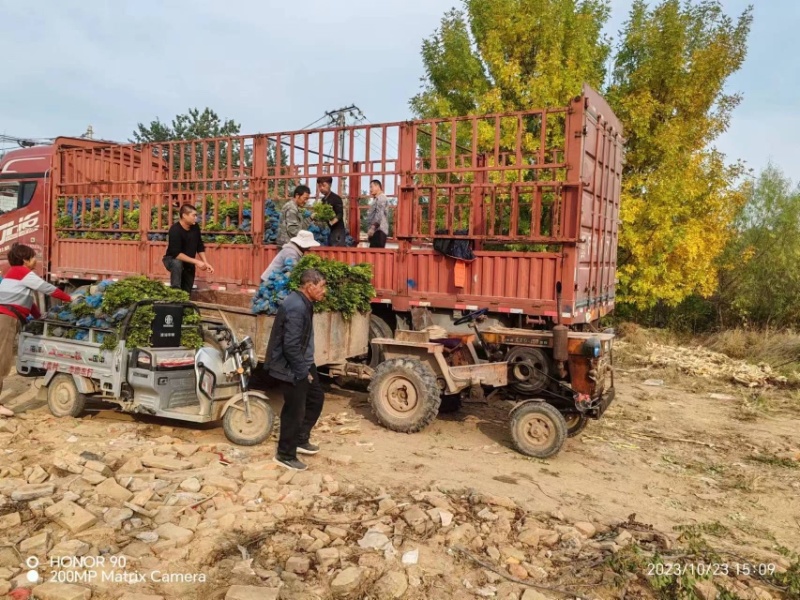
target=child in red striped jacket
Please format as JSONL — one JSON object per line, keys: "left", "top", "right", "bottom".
{"left": 0, "top": 243, "right": 71, "bottom": 416}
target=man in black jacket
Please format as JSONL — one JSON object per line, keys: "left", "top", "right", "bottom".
{"left": 316, "top": 176, "right": 346, "bottom": 247}
{"left": 163, "top": 204, "right": 215, "bottom": 293}
{"left": 265, "top": 269, "right": 327, "bottom": 471}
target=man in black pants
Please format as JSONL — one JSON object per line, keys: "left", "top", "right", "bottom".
{"left": 162, "top": 204, "right": 214, "bottom": 293}
{"left": 264, "top": 269, "right": 327, "bottom": 471}
{"left": 316, "top": 176, "right": 346, "bottom": 247}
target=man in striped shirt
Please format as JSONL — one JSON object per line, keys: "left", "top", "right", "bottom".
{"left": 0, "top": 243, "right": 72, "bottom": 416}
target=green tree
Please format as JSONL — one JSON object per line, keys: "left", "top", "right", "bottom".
{"left": 608, "top": 0, "right": 753, "bottom": 308}
{"left": 412, "top": 0, "right": 753, "bottom": 309}
{"left": 131, "top": 107, "right": 240, "bottom": 143}
{"left": 717, "top": 164, "right": 800, "bottom": 327}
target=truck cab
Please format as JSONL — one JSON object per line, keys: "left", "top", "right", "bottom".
{"left": 0, "top": 145, "right": 52, "bottom": 276}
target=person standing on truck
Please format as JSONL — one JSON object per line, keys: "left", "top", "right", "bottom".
{"left": 0, "top": 243, "right": 72, "bottom": 417}
{"left": 366, "top": 180, "right": 389, "bottom": 248}
{"left": 163, "top": 204, "right": 215, "bottom": 294}
{"left": 264, "top": 268, "right": 327, "bottom": 471}
{"left": 316, "top": 177, "right": 346, "bottom": 247}
{"left": 260, "top": 230, "right": 320, "bottom": 283}
{"left": 276, "top": 185, "right": 312, "bottom": 247}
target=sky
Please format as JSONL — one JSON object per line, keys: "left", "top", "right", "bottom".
{"left": 0, "top": 0, "right": 795, "bottom": 181}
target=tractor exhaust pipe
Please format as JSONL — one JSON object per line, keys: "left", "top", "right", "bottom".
{"left": 553, "top": 282, "right": 569, "bottom": 363}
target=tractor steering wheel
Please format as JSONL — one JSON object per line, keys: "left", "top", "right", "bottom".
{"left": 454, "top": 308, "right": 489, "bottom": 326}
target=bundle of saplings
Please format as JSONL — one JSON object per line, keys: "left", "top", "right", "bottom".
{"left": 251, "top": 255, "right": 374, "bottom": 319}
{"left": 44, "top": 276, "right": 203, "bottom": 351}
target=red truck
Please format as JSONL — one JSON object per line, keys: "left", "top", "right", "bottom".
{"left": 0, "top": 85, "right": 623, "bottom": 396}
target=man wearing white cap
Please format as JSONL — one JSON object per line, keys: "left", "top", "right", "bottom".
{"left": 261, "top": 230, "right": 320, "bottom": 283}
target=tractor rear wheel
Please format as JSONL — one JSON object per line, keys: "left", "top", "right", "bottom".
{"left": 368, "top": 358, "right": 441, "bottom": 433}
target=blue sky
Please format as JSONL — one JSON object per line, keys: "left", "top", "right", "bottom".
{"left": 0, "top": 0, "right": 793, "bottom": 181}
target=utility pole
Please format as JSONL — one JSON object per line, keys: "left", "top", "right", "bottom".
{"left": 322, "top": 105, "right": 364, "bottom": 225}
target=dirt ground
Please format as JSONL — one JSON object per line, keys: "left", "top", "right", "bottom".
{"left": 0, "top": 341, "right": 798, "bottom": 599}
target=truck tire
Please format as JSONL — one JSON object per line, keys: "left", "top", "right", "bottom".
{"left": 47, "top": 374, "right": 87, "bottom": 418}
{"left": 564, "top": 413, "right": 589, "bottom": 438}
{"left": 222, "top": 397, "right": 274, "bottom": 446}
{"left": 369, "top": 358, "right": 441, "bottom": 433}
{"left": 506, "top": 347, "right": 551, "bottom": 394}
{"left": 509, "top": 401, "right": 567, "bottom": 459}
{"left": 367, "top": 315, "right": 393, "bottom": 368}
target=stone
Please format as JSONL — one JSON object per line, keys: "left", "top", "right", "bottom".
{"left": 179, "top": 478, "right": 201, "bottom": 493}
{"left": 487, "top": 546, "right": 501, "bottom": 561}
{"left": 0, "top": 512, "right": 21, "bottom": 529}
{"left": 50, "top": 539, "right": 90, "bottom": 558}
{"left": 174, "top": 444, "right": 200, "bottom": 457}
{"left": 81, "top": 471, "right": 107, "bottom": 485}
{"left": 103, "top": 507, "right": 133, "bottom": 528}
{"left": 316, "top": 547, "right": 340, "bottom": 568}
{"left": 20, "top": 531, "right": 51, "bottom": 555}
{"left": 447, "top": 523, "right": 478, "bottom": 544}
{"left": 95, "top": 478, "right": 133, "bottom": 502}
{"left": 136, "top": 531, "right": 159, "bottom": 544}
{"left": 44, "top": 502, "right": 98, "bottom": 538}
{"left": 206, "top": 475, "right": 239, "bottom": 492}
{"left": 518, "top": 529, "right": 539, "bottom": 548}
{"left": 574, "top": 522, "right": 597, "bottom": 538}
{"left": 477, "top": 508, "right": 499, "bottom": 521}
{"left": 376, "top": 571, "right": 408, "bottom": 600}
{"left": 243, "top": 469, "right": 281, "bottom": 482}
{"left": 31, "top": 582, "right": 92, "bottom": 600}
{"left": 485, "top": 495, "right": 517, "bottom": 510}
{"left": 286, "top": 556, "right": 310, "bottom": 574}
{"left": 508, "top": 564, "right": 528, "bottom": 579}
{"left": 119, "top": 595, "right": 166, "bottom": 600}
{"left": 52, "top": 459, "right": 83, "bottom": 475}
{"left": 154, "top": 523, "right": 193, "bottom": 546}
{"left": 330, "top": 566, "right": 365, "bottom": 596}
{"left": 402, "top": 506, "right": 428, "bottom": 528}
{"left": 117, "top": 457, "right": 144, "bottom": 473}
{"left": 0, "top": 545, "right": 19, "bottom": 567}
{"left": 27, "top": 465, "right": 49, "bottom": 484}
{"left": 237, "top": 483, "right": 263, "bottom": 501}
{"left": 141, "top": 456, "right": 192, "bottom": 471}
{"left": 615, "top": 530, "right": 633, "bottom": 546}
{"left": 521, "top": 590, "right": 549, "bottom": 600}
{"left": 225, "top": 586, "right": 279, "bottom": 600}
{"left": 327, "top": 454, "right": 353, "bottom": 465}
{"left": 12, "top": 483, "right": 55, "bottom": 502}
{"left": 538, "top": 530, "right": 560, "bottom": 548}
{"left": 84, "top": 460, "right": 112, "bottom": 476}
{"left": 694, "top": 580, "right": 718, "bottom": 600}
{"left": 325, "top": 525, "right": 348, "bottom": 539}
{"left": 378, "top": 498, "right": 397, "bottom": 514}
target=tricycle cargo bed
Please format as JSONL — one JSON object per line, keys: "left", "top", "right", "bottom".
{"left": 194, "top": 297, "right": 370, "bottom": 366}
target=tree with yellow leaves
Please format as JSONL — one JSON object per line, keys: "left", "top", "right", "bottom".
{"left": 412, "top": 0, "right": 753, "bottom": 309}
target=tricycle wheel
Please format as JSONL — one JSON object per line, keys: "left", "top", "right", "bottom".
{"left": 369, "top": 358, "right": 441, "bottom": 433}
{"left": 47, "top": 374, "right": 87, "bottom": 418}
{"left": 223, "top": 397, "right": 274, "bottom": 446}
{"left": 366, "top": 315, "right": 394, "bottom": 369}
{"left": 564, "top": 413, "right": 589, "bottom": 438}
{"left": 509, "top": 402, "right": 567, "bottom": 459}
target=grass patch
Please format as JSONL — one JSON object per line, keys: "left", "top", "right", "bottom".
{"left": 748, "top": 454, "right": 799, "bottom": 469}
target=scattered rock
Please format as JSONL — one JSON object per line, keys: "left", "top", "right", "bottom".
{"left": 694, "top": 579, "right": 718, "bottom": 600}
{"left": 330, "top": 566, "right": 365, "bottom": 596}
{"left": 521, "top": 590, "right": 550, "bottom": 600}
{"left": 141, "top": 456, "right": 192, "bottom": 471}
{"left": 286, "top": 556, "right": 310, "bottom": 574}
{"left": 574, "top": 522, "right": 597, "bottom": 538}
{"left": 327, "top": 454, "right": 353, "bottom": 466}
{"left": 179, "top": 478, "right": 201, "bottom": 493}
{"left": 518, "top": 529, "right": 539, "bottom": 548}
{"left": 13, "top": 482, "right": 55, "bottom": 502}
{"left": 84, "top": 460, "right": 112, "bottom": 476}
{"left": 103, "top": 507, "right": 133, "bottom": 528}
{"left": 119, "top": 595, "right": 166, "bottom": 600}
{"left": 154, "top": 523, "right": 193, "bottom": 546}
{"left": 402, "top": 549, "right": 419, "bottom": 565}
{"left": 206, "top": 475, "right": 239, "bottom": 492}
{"left": 50, "top": 539, "right": 90, "bottom": 558}
{"left": 45, "top": 501, "right": 97, "bottom": 534}
{"left": 225, "top": 586, "right": 279, "bottom": 600}
{"left": 615, "top": 530, "right": 633, "bottom": 547}
{"left": 95, "top": 478, "right": 133, "bottom": 503}
{"left": 20, "top": 532, "right": 51, "bottom": 555}
{"left": 376, "top": 571, "right": 408, "bottom": 599}
{"left": 0, "top": 512, "right": 21, "bottom": 530}
{"left": 31, "top": 582, "right": 92, "bottom": 600}
{"left": 316, "top": 547, "right": 340, "bottom": 569}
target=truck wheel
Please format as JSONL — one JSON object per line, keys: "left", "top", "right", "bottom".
{"left": 367, "top": 315, "right": 393, "bottom": 368}
{"left": 222, "top": 397, "right": 274, "bottom": 446}
{"left": 564, "top": 413, "right": 589, "bottom": 438}
{"left": 507, "top": 347, "right": 551, "bottom": 394}
{"left": 509, "top": 402, "right": 567, "bottom": 459}
{"left": 369, "top": 358, "right": 441, "bottom": 433}
{"left": 47, "top": 374, "right": 87, "bottom": 418}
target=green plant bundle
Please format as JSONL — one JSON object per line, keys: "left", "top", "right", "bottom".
{"left": 312, "top": 202, "right": 336, "bottom": 223}
{"left": 289, "top": 255, "right": 374, "bottom": 319}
